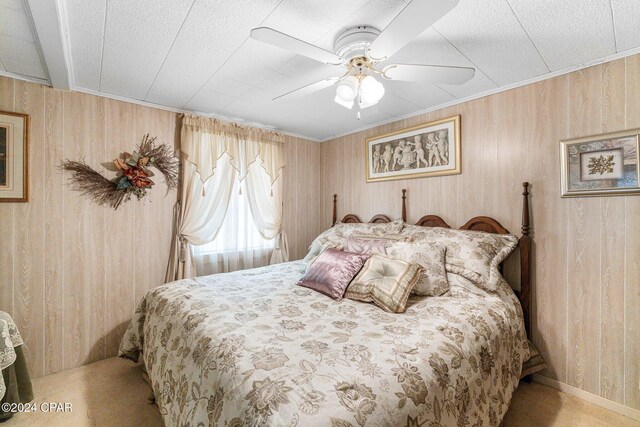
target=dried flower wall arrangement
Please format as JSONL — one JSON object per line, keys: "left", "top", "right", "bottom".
{"left": 61, "top": 134, "right": 179, "bottom": 210}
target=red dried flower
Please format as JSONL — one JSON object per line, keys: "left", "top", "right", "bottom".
{"left": 124, "top": 166, "right": 154, "bottom": 188}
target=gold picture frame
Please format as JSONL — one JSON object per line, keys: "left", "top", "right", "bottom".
{"left": 0, "top": 110, "right": 29, "bottom": 202}
{"left": 560, "top": 128, "right": 640, "bottom": 197}
{"left": 365, "top": 115, "right": 461, "bottom": 182}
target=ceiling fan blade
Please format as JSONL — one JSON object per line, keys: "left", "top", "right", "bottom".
{"left": 274, "top": 77, "right": 340, "bottom": 101}
{"left": 251, "top": 27, "right": 343, "bottom": 65}
{"left": 368, "top": 0, "right": 458, "bottom": 61}
{"left": 383, "top": 64, "right": 474, "bottom": 85}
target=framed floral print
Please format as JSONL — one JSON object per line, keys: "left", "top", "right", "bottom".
{"left": 0, "top": 110, "right": 29, "bottom": 202}
{"left": 560, "top": 129, "right": 640, "bottom": 197}
{"left": 365, "top": 115, "right": 461, "bottom": 182}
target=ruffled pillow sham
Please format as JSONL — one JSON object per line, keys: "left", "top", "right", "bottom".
{"left": 400, "top": 223, "right": 518, "bottom": 291}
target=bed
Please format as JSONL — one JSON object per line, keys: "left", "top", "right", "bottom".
{"left": 119, "top": 183, "right": 533, "bottom": 427}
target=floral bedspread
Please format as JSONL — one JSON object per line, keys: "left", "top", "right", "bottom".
{"left": 119, "top": 261, "right": 529, "bottom": 427}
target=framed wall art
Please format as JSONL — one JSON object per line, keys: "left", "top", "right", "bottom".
{"left": 365, "top": 115, "right": 461, "bottom": 182}
{"left": 0, "top": 110, "right": 29, "bottom": 202}
{"left": 560, "top": 129, "right": 640, "bottom": 197}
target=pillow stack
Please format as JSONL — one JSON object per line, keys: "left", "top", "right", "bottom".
{"left": 298, "top": 249, "right": 422, "bottom": 313}
{"left": 299, "top": 221, "right": 425, "bottom": 313}
{"left": 299, "top": 220, "right": 519, "bottom": 312}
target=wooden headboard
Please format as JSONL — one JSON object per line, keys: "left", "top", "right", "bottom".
{"left": 331, "top": 183, "right": 532, "bottom": 338}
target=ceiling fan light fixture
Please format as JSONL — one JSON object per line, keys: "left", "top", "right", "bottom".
{"left": 359, "top": 75, "right": 385, "bottom": 106}
{"left": 335, "top": 75, "right": 359, "bottom": 102}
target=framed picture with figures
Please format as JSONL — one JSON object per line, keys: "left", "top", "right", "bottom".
{"left": 365, "top": 115, "right": 461, "bottom": 182}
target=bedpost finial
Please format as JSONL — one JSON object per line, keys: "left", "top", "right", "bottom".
{"left": 332, "top": 194, "right": 337, "bottom": 227}
{"left": 401, "top": 189, "right": 407, "bottom": 223}
{"left": 521, "top": 182, "right": 530, "bottom": 236}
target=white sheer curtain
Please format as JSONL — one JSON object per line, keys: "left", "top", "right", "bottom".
{"left": 193, "top": 175, "right": 275, "bottom": 275}
{"left": 165, "top": 154, "right": 236, "bottom": 280}
{"left": 244, "top": 152, "right": 288, "bottom": 264}
{"left": 165, "top": 115, "right": 288, "bottom": 282}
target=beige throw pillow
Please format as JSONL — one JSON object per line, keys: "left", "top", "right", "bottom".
{"left": 345, "top": 255, "right": 421, "bottom": 313}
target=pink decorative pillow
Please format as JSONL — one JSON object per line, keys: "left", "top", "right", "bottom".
{"left": 343, "top": 237, "right": 388, "bottom": 255}
{"left": 297, "top": 248, "right": 369, "bottom": 300}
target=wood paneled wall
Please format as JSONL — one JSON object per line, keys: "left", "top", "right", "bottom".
{"left": 0, "top": 77, "right": 179, "bottom": 377}
{"left": 0, "top": 77, "right": 321, "bottom": 378}
{"left": 320, "top": 55, "right": 640, "bottom": 412}
{"left": 282, "top": 135, "right": 323, "bottom": 260}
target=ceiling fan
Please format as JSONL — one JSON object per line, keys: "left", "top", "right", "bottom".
{"left": 250, "top": 0, "right": 474, "bottom": 115}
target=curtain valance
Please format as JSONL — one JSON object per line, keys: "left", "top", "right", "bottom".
{"left": 166, "top": 114, "right": 289, "bottom": 281}
{"left": 181, "top": 114, "right": 286, "bottom": 184}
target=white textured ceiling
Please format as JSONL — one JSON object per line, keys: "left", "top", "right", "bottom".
{"left": 3, "top": 0, "right": 640, "bottom": 140}
{"left": 0, "top": 0, "right": 48, "bottom": 80}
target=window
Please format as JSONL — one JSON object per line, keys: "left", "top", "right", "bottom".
{"left": 193, "top": 176, "right": 274, "bottom": 274}
{"left": 170, "top": 117, "right": 288, "bottom": 281}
